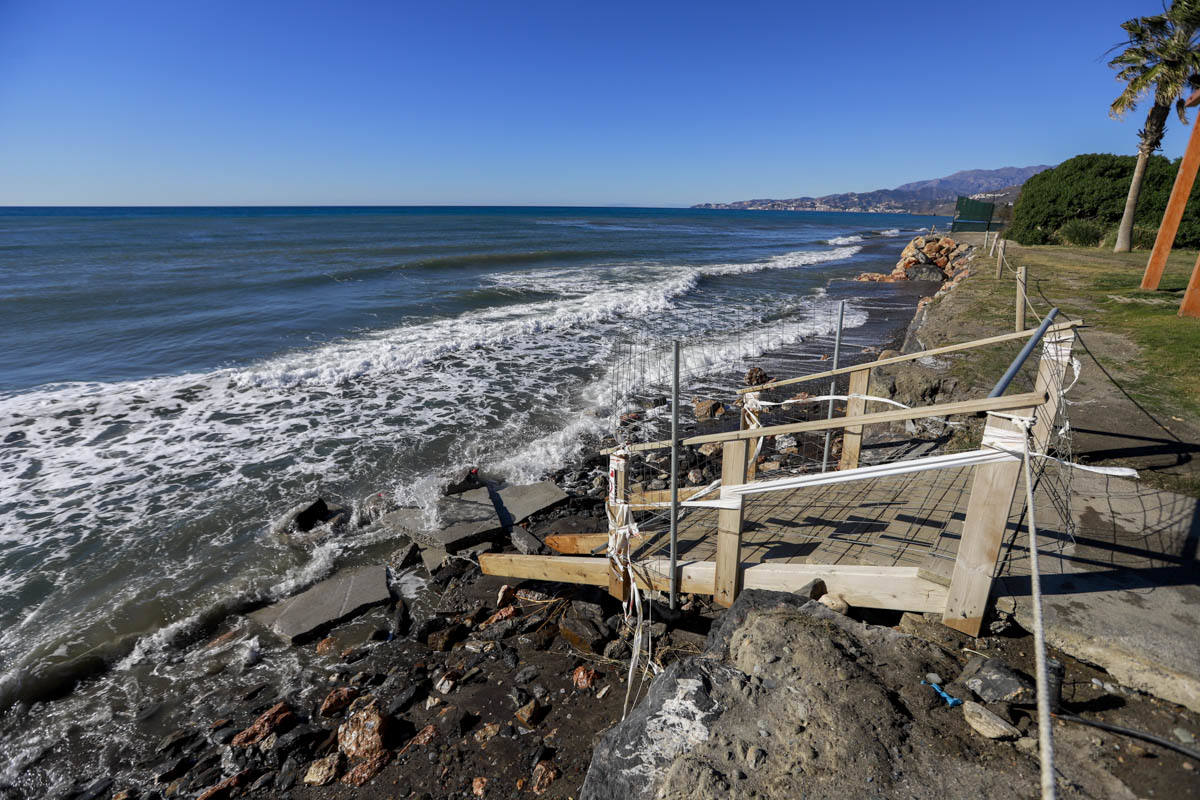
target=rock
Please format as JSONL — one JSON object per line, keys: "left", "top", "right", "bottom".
{"left": 514, "top": 665, "right": 539, "bottom": 685}
{"left": 303, "top": 753, "right": 342, "bottom": 786}
{"left": 359, "top": 492, "right": 397, "bottom": 526}
{"left": 319, "top": 687, "right": 359, "bottom": 717}
{"left": 744, "top": 367, "right": 772, "bottom": 386}
{"left": 315, "top": 636, "right": 337, "bottom": 655}
{"left": 231, "top": 702, "right": 295, "bottom": 747}
{"left": 559, "top": 616, "right": 605, "bottom": 654}
{"left": 390, "top": 540, "right": 421, "bottom": 571}
{"left": 384, "top": 684, "right": 422, "bottom": 718}
{"left": 474, "top": 721, "right": 502, "bottom": 745}
{"left": 531, "top": 760, "right": 559, "bottom": 795}
{"left": 697, "top": 442, "right": 722, "bottom": 458}
{"left": 435, "top": 669, "right": 460, "bottom": 694}
{"left": 497, "top": 584, "right": 516, "bottom": 608}
{"left": 573, "top": 666, "right": 597, "bottom": 689}
{"left": 495, "top": 482, "right": 570, "bottom": 527}
{"left": 962, "top": 701, "right": 1020, "bottom": 740}
{"left": 341, "top": 750, "right": 390, "bottom": 786}
{"left": 511, "top": 527, "right": 545, "bottom": 555}
{"left": 248, "top": 565, "right": 392, "bottom": 644}
{"left": 195, "top": 770, "right": 251, "bottom": 800}
{"left": 686, "top": 469, "right": 704, "bottom": 485}
{"left": 445, "top": 467, "right": 485, "bottom": 495}
{"left": 961, "top": 657, "right": 1035, "bottom": 705}
{"left": 514, "top": 700, "right": 543, "bottom": 727}
{"left": 420, "top": 544, "right": 449, "bottom": 572}
{"left": 692, "top": 398, "right": 724, "bottom": 421}
{"left": 338, "top": 697, "right": 388, "bottom": 761}
{"left": 906, "top": 264, "right": 946, "bottom": 282}
{"left": 154, "top": 756, "right": 193, "bottom": 784}
{"left": 473, "top": 775, "right": 489, "bottom": 796}
{"left": 817, "top": 593, "right": 849, "bottom": 614}
{"left": 294, "top": 498, "right": 331, "bottom": 532}
{"left": 427, "top": 623, "right": 464, "bottom": 651}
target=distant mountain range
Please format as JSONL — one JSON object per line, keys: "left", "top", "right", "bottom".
{"left": 692, "top": 165, "right": 1053, "bottom": 215}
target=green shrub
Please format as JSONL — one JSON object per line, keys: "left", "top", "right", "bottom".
{"left": 1056, "top": 219, "right": 1105, "bottom": 247}
{"left": 1009, "top": 153, "right": 1200, "bottom": 248}
{"left": 1100, "top": 225, "right": 1159, "bottom": 250}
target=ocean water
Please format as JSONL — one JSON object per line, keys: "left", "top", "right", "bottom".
{"left": 0, "top": 206, "right": 940, "bottom": 790}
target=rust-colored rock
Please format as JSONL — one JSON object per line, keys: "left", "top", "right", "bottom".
{"left": 531, "top": 760, "right": 559, "bottom": 795}
{"left": 692, "top": 397, "right": 725, "bottom": 420}
{"left": 473, "top": 721, "right": 502, "bottom": 745}
{"left": 496, "top": 584, "right": 516, "bottom": 607}
{"left": 315, "top": 636, "right": 337, "bottom": 655}
{"left": 558, "top": 616, "right": 604, "bottom": 654}
{"left": 231, "top": 702, "right": 295, "bottom": 747}
{"left": 398, "top": 722, "right": 440, "bottom": 756}
{"left": 572, "top": 666, "right": 597, "bottom": 690}
{"left": 514, "top": 700, "right": 543, "bottom": 727}
{"left": 319, "top": 686, "right": 359, "bottom": 717}
{"left": 427, "top": 623, "right": 464, "bottom": 651}
{"left": 196, "top": 770, "right": 252, "bottom": 800}
{"left": 304, "top": 753, "right": 342, "bottom": 786}
{"left": 341, "top": 750, "right": 390, "bottom": 786}
{"left": 473, "top": 776, "right": 489, "bottom": 796}
{"left": 479, "top": 605, "right": 517, "bottom": 630}
{"left": 338, "top": 697, "right": 387, "bottom": 761}
{"left": 743, "top": 366, "right": 772, "bottom": 386}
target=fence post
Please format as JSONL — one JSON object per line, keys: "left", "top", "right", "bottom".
{"left": 995, "top": 238, "right": 1005, "bottom": 279}
{"left": 1016, "top": 266, "right": 1028, "bottom": 331}
{"left": 838, "top": 366, "right": 871, "bottom": 471}
{"left": 668, "top": 340, "right": 681, "bottom": 611}
{"left": 606, "top": 453, "right": 630, "bottom": 602}
{"left": 942, "top": 411, "right": 1032, "bottom": 636}
{"left": 714, "top": 439, "right": 748, "bottom": 607}
{"left": 988, "top": 231, "right": 997, "bottom": 257}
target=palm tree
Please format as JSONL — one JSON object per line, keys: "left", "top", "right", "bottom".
{"left": 1109, "top": 1, "right": 1200, "bottom": 253}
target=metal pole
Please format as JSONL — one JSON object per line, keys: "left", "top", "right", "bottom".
{"left": 821, "top": 300, "right": 845, "bottom": 472}
{"left": 668, "top": 339, "right": 680, "bottom": 611}
{"left": 989, "top": 308, "right": 1059, "bottom": 397}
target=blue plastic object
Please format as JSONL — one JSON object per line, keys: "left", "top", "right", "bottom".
{"left": 921, "top": 679, "right": 963, "bottom": 708}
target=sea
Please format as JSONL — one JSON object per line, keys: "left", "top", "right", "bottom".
{"left": 0, "top": 205, "right": 944, "bottom": 792}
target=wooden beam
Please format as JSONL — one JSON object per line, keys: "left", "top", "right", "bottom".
{"left": 603, "top": 390, "right": 1048, "bottom": 454}
{"left": 1143, "top": 106, "right": 1200, "bottom": 290}
{"left": 544, "top": 532, "right": 610, "bottom": 555}
{"left": 714, "top": 440, "right": 748, "bottom": 607}
{"left": 736, "top": 320, "right": 1084, "bottom": 394}
{"left": 683, "top": 391, "right": 1047, "bottom": 448}
{"left": 942, "top": 412, "right": 1030, "bottom": 636}
{"left": 838, "top": 367, "right": 870, "bottom": 471}
{"left": 479, "top": 555, "right": 950, "bottom": 613}
{"left": 1181, "top": 249, "right": 1200, "bottom": 318}
{"left": 606, "top": 454, "right": 629, "bottom": 603}
{"left": 1029, "top": 330, "right": 1076, "bottom": 454}
{"left": 626, "top": 486, "right": 708, "bottom": 510}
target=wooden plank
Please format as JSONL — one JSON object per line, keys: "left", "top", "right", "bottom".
{"left": 480, "top": 553, "right": 608, "bottom": 587}
{"left": 544, "top": 532, "right": 609, "bottom": 555}
{"left": 942, "top": 412, "right": 1030, "bottom": 636}
{"left": 714, "top": 439, "right": 747, "bottom": 607}
{"left": 626, "top": 486, "right": 707, "bottom": 510}
{"left": 838, "top": 367, "right": 870, "bottom": 471}
{"left": 1029, "top": 330, "right": 1076, "bottom": 454}
{"left": 736, "top": 320, "right": 1084, "bottom": 394}
{"left": 1181, "top": 249, "right": 1200, "bottom": 318}
{"left": 480, "top": 555, "right": 949, "bottom": 613}
{"left": 607, "top": 454, "right": 629, "bottom": 603}
{"left": 1143, "top": 107, "right": 1200, "bottom": 290}
{"left": 603, "top": 390, "right": 1048, "bottom": 454}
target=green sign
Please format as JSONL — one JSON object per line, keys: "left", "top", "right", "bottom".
{"left": 951, "top": 196, "right": 995, "bottom": 232}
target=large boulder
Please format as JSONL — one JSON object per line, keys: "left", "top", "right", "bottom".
{"left": 580, "top": 590, "right": 1055, "bottom": 800}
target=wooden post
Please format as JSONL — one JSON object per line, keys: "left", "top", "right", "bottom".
{"left": 606, "top": 453, "right": 630, "bottom": 602}
{"left": 1015, "top": 266, "right": 1027, "bottom": 332}
{"left": 995, "top": 239, "right": 1006, "bottom": 280}
{"left": 714, "top": 439, "right": 748, "bottom": 607}
{"left": 1143, "top": 89, "right": 1200, "bottom": 290}
{"left": 838, "top": 367, "right": 871, "bottom": 471}
{"left": 988, "top": 231, "right": 997, "bottom": 257}
{"left": 740, "top": 408, "right": 758, "bottom": 482}
{"left": 942, "top": 411, "right": 1031, "bottom": 636}
{"left": 1180, "top": 250, "right": 1200, "bottom": 318}
{"left": 1030, "top": 329, "right": 1076, "bottom": 454}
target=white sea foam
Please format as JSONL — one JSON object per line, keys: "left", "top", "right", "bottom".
{"left": 701, "top": 245, "right": 861, "bottom": 277}
{"left": 827, "top": 234, "right": 864, "bottom": 245}
{"left": 881, "top": 228, "right": 902, "bottom": 236}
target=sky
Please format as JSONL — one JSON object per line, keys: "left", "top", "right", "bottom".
{"left": 0, "top": 0, "right": 1193, "bottom": 206}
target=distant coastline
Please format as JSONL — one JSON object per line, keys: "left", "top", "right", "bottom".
{"left": 692, "top": 164, "right": 1051, "bottom": 216}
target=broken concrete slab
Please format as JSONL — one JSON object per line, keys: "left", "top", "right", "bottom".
{"left": 494, "top": 481, "right": 568, "bottom": 528}
{"left": 249, "top": 565, "right": 391, "bottom": 644}
{"left": 993, "top": 472, "right": 1200, "bottom": 713}
{"left": 372, "top": 488, "right": 503, "bottom": 554}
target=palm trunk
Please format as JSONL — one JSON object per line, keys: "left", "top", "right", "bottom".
{"left": 1114, "top": 149, "right": 1150, "bottom": 252}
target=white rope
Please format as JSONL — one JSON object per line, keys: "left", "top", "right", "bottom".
{"left": 1019, "top": 418, "right": 1058, "bottom": 800}
{"left": 744, "top": 391, "right": 910, "bottom": 410}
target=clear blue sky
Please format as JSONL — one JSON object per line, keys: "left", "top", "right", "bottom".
{"left": 0, "top": 0, "right": 1191, "bottom": 205}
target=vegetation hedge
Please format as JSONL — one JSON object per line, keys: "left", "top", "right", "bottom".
{"left": 1009, "top": 153, "right": 1200, "bottom": 247}
{"left": 1057, "top": 219, "right": 1105, "bottom": 247}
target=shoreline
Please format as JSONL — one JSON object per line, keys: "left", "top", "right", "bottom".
{"left": 0, "top": 237, "right": 952, "bottom": 799}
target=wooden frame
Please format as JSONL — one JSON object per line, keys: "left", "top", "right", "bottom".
{"left": 482, "top": 326, "right": 1080, "bottom": 635}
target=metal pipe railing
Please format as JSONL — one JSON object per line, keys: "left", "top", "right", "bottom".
{"left": 989, "top": 308, "right": 1059, "bottom": 397}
